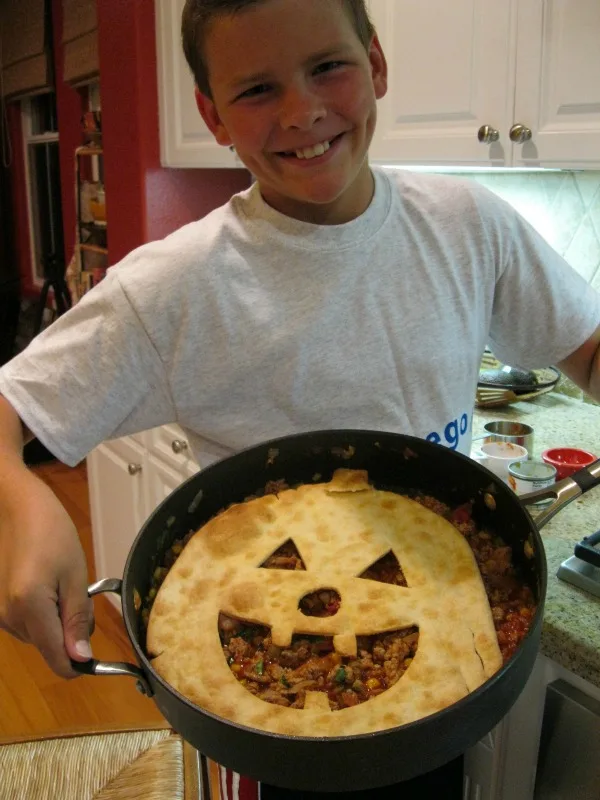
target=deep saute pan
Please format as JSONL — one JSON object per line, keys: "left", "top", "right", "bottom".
{"left": 73, "top": 430, "right": 600, "bottom": 792}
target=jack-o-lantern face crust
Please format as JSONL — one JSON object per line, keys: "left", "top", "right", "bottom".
{"left": 147, "top": 470, "right": 502, "bottom": 737}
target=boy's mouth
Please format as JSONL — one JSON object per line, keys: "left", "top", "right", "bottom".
{"left": 279, "top": 134, "right": 343, "bottom": 161}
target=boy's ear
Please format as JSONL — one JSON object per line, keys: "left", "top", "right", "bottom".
{"left": 369, "top": 35, "right": 388, "bottom": 100}
{"left": 194, "top": 87, "right": 233, "bottom": 147}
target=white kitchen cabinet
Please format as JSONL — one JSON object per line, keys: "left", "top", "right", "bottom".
{"left": 146, "top": 452, "right": 199, "bottom": 512}
{"left": 513, "top": 0, "right": 600, "bottom": 168}
{"left": 87, "top": 425, "right": 199, "bottom": 610}
{"left": 87, "top": 436, "right": 150, "bottom": 610}
{"left": 154, "top": 0, "right": 244, "bottom": 168}
{"left": 146, "top": 422, "right": 200, "bottom": 477}
{"left": 368, "top": 0, "right": 515, "bottom": 166}
{"left": 368, "top": 0, "right": 600, "bottom": 169}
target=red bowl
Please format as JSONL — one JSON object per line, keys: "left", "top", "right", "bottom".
{"left": 541, "top": 447, "right": 598, "bottom": 480}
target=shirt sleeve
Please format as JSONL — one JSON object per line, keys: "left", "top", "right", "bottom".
{"left": 0, "top": 271, "right": 176, "bottom": 466}
{"left": 473, "top": 186, "right": 600, "bottom": 369}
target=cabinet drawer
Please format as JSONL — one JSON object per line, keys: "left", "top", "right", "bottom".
{"left": 147, "top": 423, "right": 199, "bottom": 473}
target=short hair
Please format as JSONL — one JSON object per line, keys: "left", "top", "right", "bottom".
{"left": 181, "top": 0, "right": 376, "bottom": 98}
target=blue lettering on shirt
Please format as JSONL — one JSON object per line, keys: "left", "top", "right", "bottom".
{"left": 426, "top": 412, "right": 471, "bottom": 451}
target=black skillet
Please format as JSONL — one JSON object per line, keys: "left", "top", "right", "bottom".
{"left": 71, "top": 429, "right": 600, "bottom": 792}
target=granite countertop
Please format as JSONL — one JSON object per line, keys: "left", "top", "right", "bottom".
{"left": 473, "top": 392, "right": 600, "bottom": 687}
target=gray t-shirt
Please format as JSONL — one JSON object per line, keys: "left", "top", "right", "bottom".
{"left": 1, "top": 168, "right": 598, "bottom": 466}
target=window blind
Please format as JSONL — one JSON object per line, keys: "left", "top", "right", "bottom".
{"left": 0, "top": 0, "right": 52, "bottom": 100}
{"left": 62, "top": 0, "right": 98, "bottom": 86}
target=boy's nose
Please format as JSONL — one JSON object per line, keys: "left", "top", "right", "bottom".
{"left": 279, "top": 87, "right": 326, "bottom": 130}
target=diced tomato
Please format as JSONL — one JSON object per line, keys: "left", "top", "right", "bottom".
{"left": 497, "top": 611, "right": 532, "bottom": 662}
{"left": 451, "top": 504, "right": 472, "bottom": 525}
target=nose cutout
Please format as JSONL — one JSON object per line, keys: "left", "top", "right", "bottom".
{"left": 299, "top": 589, "right": 341, "bottom": 617}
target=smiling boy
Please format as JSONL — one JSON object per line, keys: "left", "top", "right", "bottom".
{"left": 188, "top": 0, "right": 386, "bottom": 223}
{"left": 0, "top": 1, "right": 599, "bottom": 798}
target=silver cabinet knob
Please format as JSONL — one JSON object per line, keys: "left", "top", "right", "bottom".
{"left": 128, "top": 463, "right": 142, "bottom": 476}
{"left": 171, "top": 439, "right": 188, "bottom": 454}
{"left": 509, "top": 123, "right": 533, "bottom": 144}
{"left": 477, "top": 125, "right": 500, "bottom": 144}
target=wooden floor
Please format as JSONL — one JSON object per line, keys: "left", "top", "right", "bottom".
{"left": 0, "top": 460, "right": 166, "bottom": 744}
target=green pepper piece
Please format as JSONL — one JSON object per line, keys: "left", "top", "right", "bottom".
{"left": 335, "top": 667, "right": 346, "bottom": 684}
{"left": 280, "top": 674, "right": 291, "bottom": 688}
{"left": 255, "top": 660, "right": 264, "bottom": 675}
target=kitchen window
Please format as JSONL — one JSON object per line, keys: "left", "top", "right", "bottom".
{"left": 22, "top": 92, "right": 64, "bottom": 286}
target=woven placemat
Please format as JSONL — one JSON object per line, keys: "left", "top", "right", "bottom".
{"left": 0, "top": 728, "right": 187, "bottom": 800}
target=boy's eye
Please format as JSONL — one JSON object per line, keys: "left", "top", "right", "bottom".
{"left": 313, "top": 61, "right": 344, "bottom": 75}
{"left": 237, "top": 84, "right": 271, "bottom": 100}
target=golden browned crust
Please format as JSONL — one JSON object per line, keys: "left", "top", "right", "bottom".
{"left": 147, "top": 469, "right": 502, "bottom": 737}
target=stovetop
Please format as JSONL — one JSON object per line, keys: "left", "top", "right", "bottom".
{"left": 557, "top": 529, "right": 600, "bottom": 598}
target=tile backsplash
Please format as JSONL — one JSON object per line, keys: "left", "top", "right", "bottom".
{"left": 461, "top": 171, "right": 600, "bottom": 288}
{"left": 460, "top": 170, "right": 600, "bottom": 403}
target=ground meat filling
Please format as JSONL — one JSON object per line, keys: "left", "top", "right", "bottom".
{"left": 219, "top": 618, "right": 419, "bottom": 711}
{"left": 142, "top": 491, "right": 537, "bottom": 705}
{"left": 260, "top": 540, "right": 305, "bottom": 571}
{"left": 359, "top": 552, "right": 408, "bottom": 587}
{"left": 415, "top": 497, "right": 537, "bottom": 663}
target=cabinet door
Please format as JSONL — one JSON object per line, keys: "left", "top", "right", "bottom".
{"left": 146, "top": 453, "right": 198, "bottom": 515}
{"left": 514, "top": 0, "right": 600, "bottom": 168}
{"left": 87, "top": 438, "right": 149, "bottom": 610}
{"left": 154, "top": 0, "right": 244, "bottom": 168}
{"left": 368, "top": 0, "right": 514, "bottom": 166}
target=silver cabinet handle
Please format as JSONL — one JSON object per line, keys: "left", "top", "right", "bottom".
{"left": 509, "top": 123, "right": 533, "bottom": 144}
{"left": 477, "top": 125, "right": 499, "bottom": 144}
{"left": 128, "top": 463, "right": 142, "bottom": 476}
{"left": 171, "top": 439, "right": 188, "bottom": 454}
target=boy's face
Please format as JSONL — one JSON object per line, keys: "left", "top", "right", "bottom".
{"left": 195, "top": 0, "right": 387, "bottom": 224}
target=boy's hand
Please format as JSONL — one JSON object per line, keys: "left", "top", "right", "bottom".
{"left": 0, "top": 466, "right": 94, "bottom": 678}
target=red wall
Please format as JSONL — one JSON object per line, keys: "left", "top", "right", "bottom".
{"left": 96, "top": 0, "right": 250, "bottom": 263}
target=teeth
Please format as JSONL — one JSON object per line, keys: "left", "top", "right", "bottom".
{"left": 295, "top": 140, "right": 331, "bottom": 160}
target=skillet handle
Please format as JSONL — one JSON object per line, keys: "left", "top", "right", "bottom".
{"left": 571, "top": 460, "right": 600, "bottom": 493}
{"left": 69, "top": 577, "right": 153, "bottom": 697}
{"left": 519, "top": 460, "right": 600, "bottom": 530}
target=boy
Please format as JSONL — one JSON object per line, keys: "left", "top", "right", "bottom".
{"left": 0, "top": 0, "right": 598, "bottom": 795}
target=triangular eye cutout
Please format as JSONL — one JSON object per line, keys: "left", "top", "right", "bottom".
{"left": 260, "top": 539, "right": 306, "bottom": 570}
{"left": 359, "top": 551, "right": 408, "bottom": 587}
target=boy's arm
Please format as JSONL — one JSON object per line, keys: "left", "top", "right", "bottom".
{"left": 557, "top": 324, "right": 600, "bottom": 403}
{"left": 0, "top": 394, "right": 34, "bottom": 452}
{"left": 0, "top": 395, "right": 94, "bottom": 677}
